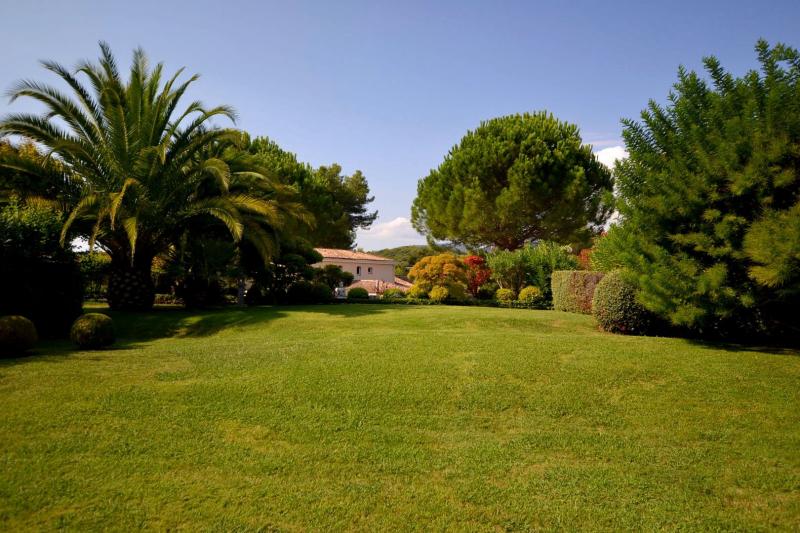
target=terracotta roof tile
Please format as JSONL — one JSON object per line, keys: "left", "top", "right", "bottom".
{"left": 315, "top": 248, "right": 394, "bottom": 262}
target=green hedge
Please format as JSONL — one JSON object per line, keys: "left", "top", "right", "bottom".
{"left": 551, "top": 271, "right": 605, "bottom": 314}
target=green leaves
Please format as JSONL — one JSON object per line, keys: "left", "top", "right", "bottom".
{"left": 412, "top": 112, "right": 613, "bottom": 250}
{"left": 0, "top": 43, "right": 304, "bottom": 274}
{"left": 605, "top": 41, "right": 800, "bottom": 337}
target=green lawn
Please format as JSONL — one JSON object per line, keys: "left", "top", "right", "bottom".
{"left": 1, "top": 305, "right": 798, "bottom": 530}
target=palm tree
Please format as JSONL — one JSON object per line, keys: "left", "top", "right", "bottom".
{"left": 0, "top": 43, "right": 305, "bottom": 310}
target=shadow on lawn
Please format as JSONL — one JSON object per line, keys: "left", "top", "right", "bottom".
{"left": 0, "top": 303, "right": 415, "bottom": 364}
{"left": 685, "top": 337, "right": 800, "bottom": 357}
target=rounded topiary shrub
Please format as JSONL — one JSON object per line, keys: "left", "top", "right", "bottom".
{"left": 347, "top": 287, "right": 370, "bottom": 300}
{"left": 429, "top": 285, "right": 449, "bottom": 303}
{"left": 518, "top": 286, "right": 543, "bottom": 304}
{"left": 495, "top": 288, "right": 516, "bottom": 302}
{"left": 381, "top": 288, "right": 406, "bottom": 300}
{"left": 70, "top": 313, "right": 115, "bottom": 349}
{"left": 592, "top": 271, "right": 652, "bottom": 335}
{"left": 0, "top": 315, "right": 38, "bottom": 356}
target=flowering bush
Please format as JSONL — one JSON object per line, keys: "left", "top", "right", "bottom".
{"left": 463, "top": 255, "right": 491, "bottom": 297}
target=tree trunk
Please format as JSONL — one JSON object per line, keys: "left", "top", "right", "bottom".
{"left": 107, "top": 259, "right": 155, "bottom": 311}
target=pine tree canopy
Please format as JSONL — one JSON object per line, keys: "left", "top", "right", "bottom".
{"left": 411, "top": 112, "right": 614, "bottom": 250}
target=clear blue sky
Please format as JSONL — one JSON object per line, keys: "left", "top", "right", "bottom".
{"left": 3, "top": 0, "right": 799, "bottom": 248}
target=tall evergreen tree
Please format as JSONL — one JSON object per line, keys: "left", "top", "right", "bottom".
{"left": 597, "top": 40, "right": 800, "bottom": 339}
{"left": 411, "top": 112, "right": 613, "bottom": 250}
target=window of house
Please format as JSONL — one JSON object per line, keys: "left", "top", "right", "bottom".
{"left": 368, "top": 266, "right": 373, "bottom": 274}
{"left": 356, "top": 266, "right": 361, "bottom": 275}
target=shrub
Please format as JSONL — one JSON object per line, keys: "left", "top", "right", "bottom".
{"left": 286, "top": 280, "right": 332, "bottom": 304}
{"left": 476, "top": 282, "right": 498, "bottom": 300}
{"left": 495, "top": 288, "right": 516, "bottom": 302}
{"left": 310, "top": 282, "right": 333, "bottom": 303}
{"left": 463, "top": 255, "right": 491, "bottom": 297}
{"left": 487, "top": 241, "right": 578, "bottom": 299}
{"left": 285, "top": 280, "right": 316, "bottom": 304}
{"left": 429, "top": 285, "right": 449, "bottom": 303}
{"left": 0, "top": 315, "right": 38, "bottom": 356}
{"left": 347, "top": 287, "right": 370, "bottom": 300}
{"left": 517, "top": 286, "right": 543, "bottom": 304}
{"left": 313, "top": 264, "right": 354, "bottom": 289}
{"left": 70, "top": 313, "right": 115, "bottom": 349}
{"left": 552, "top": 271, "right": 605, "bottom": 314}
{"left": 408, "top": 254, "right": 468, "bottom": 298}
{"left": 78, "top": 251, "right": 111, "bottom": 300}
{"left": 0, "top": 201, "right": 83, "bottom": 337}
{"left": 407, "top": 283, "right": 429, "bottom": 299}
{"left": 592, "top": 271, "right": 653, "bottom": 335}
{"left": 381, "top": 288, "right": 406, "bottom": 300}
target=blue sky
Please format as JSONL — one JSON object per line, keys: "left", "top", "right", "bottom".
{"left": 3, "top": 0, "right": 799, "bottom": 248}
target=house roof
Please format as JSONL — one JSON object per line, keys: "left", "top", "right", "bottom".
{"left": 315, "top": 248, "right": 394, "bottom": 262}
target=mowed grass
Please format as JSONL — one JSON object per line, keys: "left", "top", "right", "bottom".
{"left": 1, "top": 305, "right": 799, "bottom": 531}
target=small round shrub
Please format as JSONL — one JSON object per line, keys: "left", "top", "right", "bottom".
{"left": 407, "top": 284, "right": 429, "bottom": 299}
{"left": 429, "top": 285, "right": 449, "bottom": 303}
{"left": 347, "top": 287, "right": 370, "bottom": 300}
{"left": 382, "top": 288, "right": 406, "bottom": 300}
{"left": 592, "top": 270, "right": 652, "bottom": 335}
{"left": 70, "top": 313, "right": 115, "bottom": 349}
{"left": 0, "top": 315, "right": 38, "bottom": 356}
{"left": 476, "top": 282, "right": 498, "bottom": 300}
{"left": 518, "top": 286, "right": 543, "bottom": 304}
{"left": 495, "top": 288, "right": 516, "bottom": 302}
{"left": 310, "top": 282, "right": 333, "bottom": 303}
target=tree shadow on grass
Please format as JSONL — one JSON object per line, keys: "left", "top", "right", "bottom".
{"left": 0, "top": 302, "right": 417, "bottom": 365}
{"left": 684, "top": 337, "right": 800, "bottom": 357}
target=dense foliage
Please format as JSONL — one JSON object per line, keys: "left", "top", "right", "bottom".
{"left": 551, "top": 271, "right": 605, "bottom": 314}
{"left": 313, "top": 264, "right": 354, "bottom": 290}
{"left": 285, "top": 280, "right": 332, "bottom": 304}
{"left": 517, "top": 286, "right": 543, "bottom": 305}
{"left": 428, "top": 286, "right": 449, "bottom": 303}
{"left": 368, "top": 244, "right": 458, "bottom": 278}
{"left": 78, "top": 252, "right": 111, "bottom": 300}
{"left": 0, "top": 201, "right": 83, "bottom": 336}
{"left": 346, "top": 287, "right": 369, "bottom": 300}
{"left": 412, "top": 112, "right": 613, "bottom": 249}
{"left": 592, "top": 271, "right": 654, "bottom": 335}
{"left": 463, "top": 255, "right": 491, "bottom": 297}
{"left": 407, "top": 253, "right": 468, "bottom": 300}
{"left": 597, "top": 41, "right": 800, "bottom": 340}
{"left": 0, "top": 44, "right": 308, "bottom": 310}
{"left": 495, "top": 288, "right": 516, "bottom": 302}
{"left": 486, "top": 242, "right": 578, "bottom": 300}
{"left": 0, "top": 315, "right": 38, "bottom": 356}
{"left": 70, "top": 313, "right": 115, "bottom": 349}
{"left": 247, "top": 137, "right": 377, "bottom": 248}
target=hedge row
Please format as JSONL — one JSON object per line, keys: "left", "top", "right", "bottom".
{"left": 551, "top": 270, "right": 605, "bottom": 314}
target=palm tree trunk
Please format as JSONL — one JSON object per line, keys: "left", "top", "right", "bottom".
{"left": 107, "top": 253, "right": 155, "bottom": 311}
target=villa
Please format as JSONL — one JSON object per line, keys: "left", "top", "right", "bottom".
{"left": 313, "top": 248, "right": 412, "bottom": 295}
